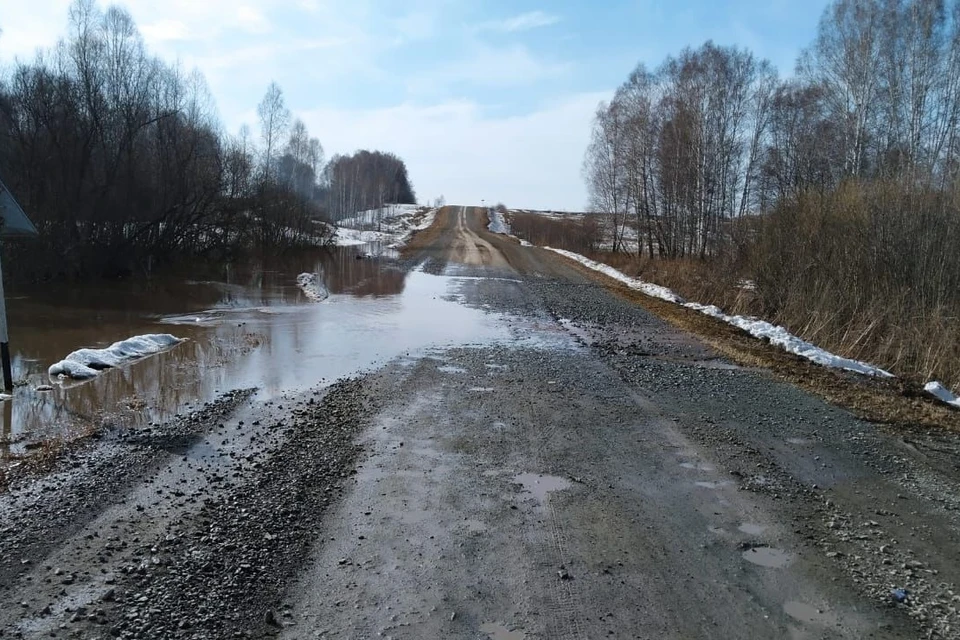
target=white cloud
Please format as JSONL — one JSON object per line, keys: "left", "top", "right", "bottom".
{"left": 299, "top": 92, "right": 605, "bottom": 211}
{"left": 405, "top": 44, "right": 568, "bottom": 95}
{"left": 483, "top": 10, "right": 560, "bottom": 33}
{"left": 235, "top": 5, "right": 271, "bottom": 34}
{"left": 140, "top": 19, "right": 190, "bottom": 44}
{"left": 0, "top": 0, "right": 71, "bottom": 61}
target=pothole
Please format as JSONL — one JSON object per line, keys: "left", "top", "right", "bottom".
{"left": 512, "top": 473, "right": 571, "bottom": 503}
{"left": 783, "top": 601, "right": 839, "bottom": 626}
{"left": 694, "top": 480, "right": 731, "bottom": 489}
{"left": 680, "top": 461, "right": 715, "bottom": 471}
{"left": 741, "top": 546, "right": 793, "bottom": 568}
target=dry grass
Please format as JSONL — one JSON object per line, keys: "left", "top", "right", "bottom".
{"left": 508, "top": 211, "right": 601, "bottom": 254}
{"left": 751, "top": 182, "right": 960, "bottom": 393}
{"left": 1, "top": 434, "right": 75, "bottom": 493}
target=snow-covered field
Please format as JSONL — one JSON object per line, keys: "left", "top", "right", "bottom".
{"left": 334, "top": 205, "right": 436, "bottom": 249}
{"left": 542, "top": 247, "right": 960, "bottom": 409}
{"left": 49, "top": 334, "right": 184, "bottom": 380}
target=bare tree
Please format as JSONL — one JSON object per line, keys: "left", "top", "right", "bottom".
{"left": 257, "top": 81, "right": 290, "bottom": 182}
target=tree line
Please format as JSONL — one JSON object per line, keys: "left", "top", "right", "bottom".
{"left": 0, "top": 0, "right": 416, "bottom": 282}
{"left": 582, "top": 0, "right": 960, "bottom": 388}
{"left": 324, "top": 150, "right": 416, "bottom": 221}
{"left": 585, "top": 0, "right": 960, "bottom": 258}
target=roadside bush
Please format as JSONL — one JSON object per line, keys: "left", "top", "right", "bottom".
{"left": 750, "top": 180, "right": 960, "bottom": 389}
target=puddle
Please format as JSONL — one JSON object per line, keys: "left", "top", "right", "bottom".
{"left": 786, "top": 437, "right": 814, "bottom": 446}
{"left": 738, "top": 523, "right": 766, "bottom": 536}
{"left": 512, "top": 473, "right": 571, "bottom": 503}
{"left": 783, "top": 601, "right": 839, "bottom": 626}
{"left": 694, "top": 481, "right": 731, "bottom": 489}
{"left": 742, "top": 546, "right": 793, "bottom": 568}
{"left": 469, "top": 387, "right": 494, "bottom": 392}
{"left": 1, "top": 248, "right": 524, "bottom": 454}
{"left": 680, "top": 461, "right": 715, "bottom": 471}
{"left": 437, "top": 365, "right": 467, "bottom": 374}
{"left": 479, "top": 622, "right": 527, "bottom": 640}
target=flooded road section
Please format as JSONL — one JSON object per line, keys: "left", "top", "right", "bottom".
{"left": 1, "top": 245, "right": 515, "bottom": 453}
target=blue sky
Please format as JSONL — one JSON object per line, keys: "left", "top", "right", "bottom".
{"left": 0, "top": 0, "right": 830, "bottom": 210}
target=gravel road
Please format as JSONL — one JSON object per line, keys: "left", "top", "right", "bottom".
{"left": 2, "top": 206, "right": 960, "bottom": 639}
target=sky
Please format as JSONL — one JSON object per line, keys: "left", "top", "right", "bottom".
{"left": 0, "top": 0, "right": 831, "bottom": 211}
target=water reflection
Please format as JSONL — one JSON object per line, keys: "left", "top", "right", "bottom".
{"left": 2, "top": 246, "right": 509, "bottom": 456}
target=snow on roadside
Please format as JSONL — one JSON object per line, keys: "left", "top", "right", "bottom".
{"left": 49, "top": 334, "right": 184, "bottom": 380}
{"left": 924, "top": 382, "right": 960, "bottom": 409}
{"left": 683, "top": 301, "right": 893, "bottom": 377}
{"left": 544, "top": 247, "right": 897, "bottom": 381}
{"left": 487, "top": 209, "right": 511, "bottom": 235}
{"left": 545, "top": 248, "right": 683, "bottom": 304}
{"left": 296, "top": 273, "right": 329, "bottom": 302}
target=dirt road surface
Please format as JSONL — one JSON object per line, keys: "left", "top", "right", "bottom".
{"left": 3, "top": 206, "right": 960, "bottom": 639}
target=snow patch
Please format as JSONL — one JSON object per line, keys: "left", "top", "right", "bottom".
{"left": 519, "top": 239, "right": 533, "bottom": 247}
{"left": 296, "top": 273, "right": 329, "bottom": 302}
{"left": 924, "top": 382, "right": 960, "bottom": 409}
{"left": 683, "top": 301, "right": 893, "bottom": 377}
{"left": 334, "top": 205, "right": 437, "bottom": 249}
{"left": 544, "top": 247, "right": 893, "bottom": 379}
{"left": 335, "top": 227, "right": 390, "bottom": 246}
{"left": 487, "top": 209, "right": 511, "bottom": 235}
{"left": 49, "top": 334, "right": 184, "bottom": 380}
{"left": 545, "top": 248, "right": 683, "bottom": 304}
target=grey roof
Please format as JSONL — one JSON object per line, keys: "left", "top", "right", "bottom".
{"left": 0, "top": 177, "right": 38, "bottom": 237}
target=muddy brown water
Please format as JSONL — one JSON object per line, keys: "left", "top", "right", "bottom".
{"left": 1, "top": 245, "right": 512, "bottom": 456}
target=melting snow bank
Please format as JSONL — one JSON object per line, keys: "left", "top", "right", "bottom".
{"left": 296, "top": 273, "right": 329, "bottom": 302}
{"left": 334, "top": 206, "right": 437, "bottom": 249}
{"left": 544, "top": 248, "right": 898, "bottom": 381}
{"left": 487, "top": 209, "right": 511, "bottom": 235}
{"left": 545, "top": 248, "right": 683, "bottom": 304}
{"left": 546, "top": 247, "right": 960, "bottom": 408}
{"left": 49, "top": 334, "right": 184, "bottom": 380}
{"left": 924, "top": 382, "right": 960, "bottom": 409}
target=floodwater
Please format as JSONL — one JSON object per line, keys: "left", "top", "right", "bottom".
{"left": 1, "top": 245, "right": 515, "bottom": 455}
